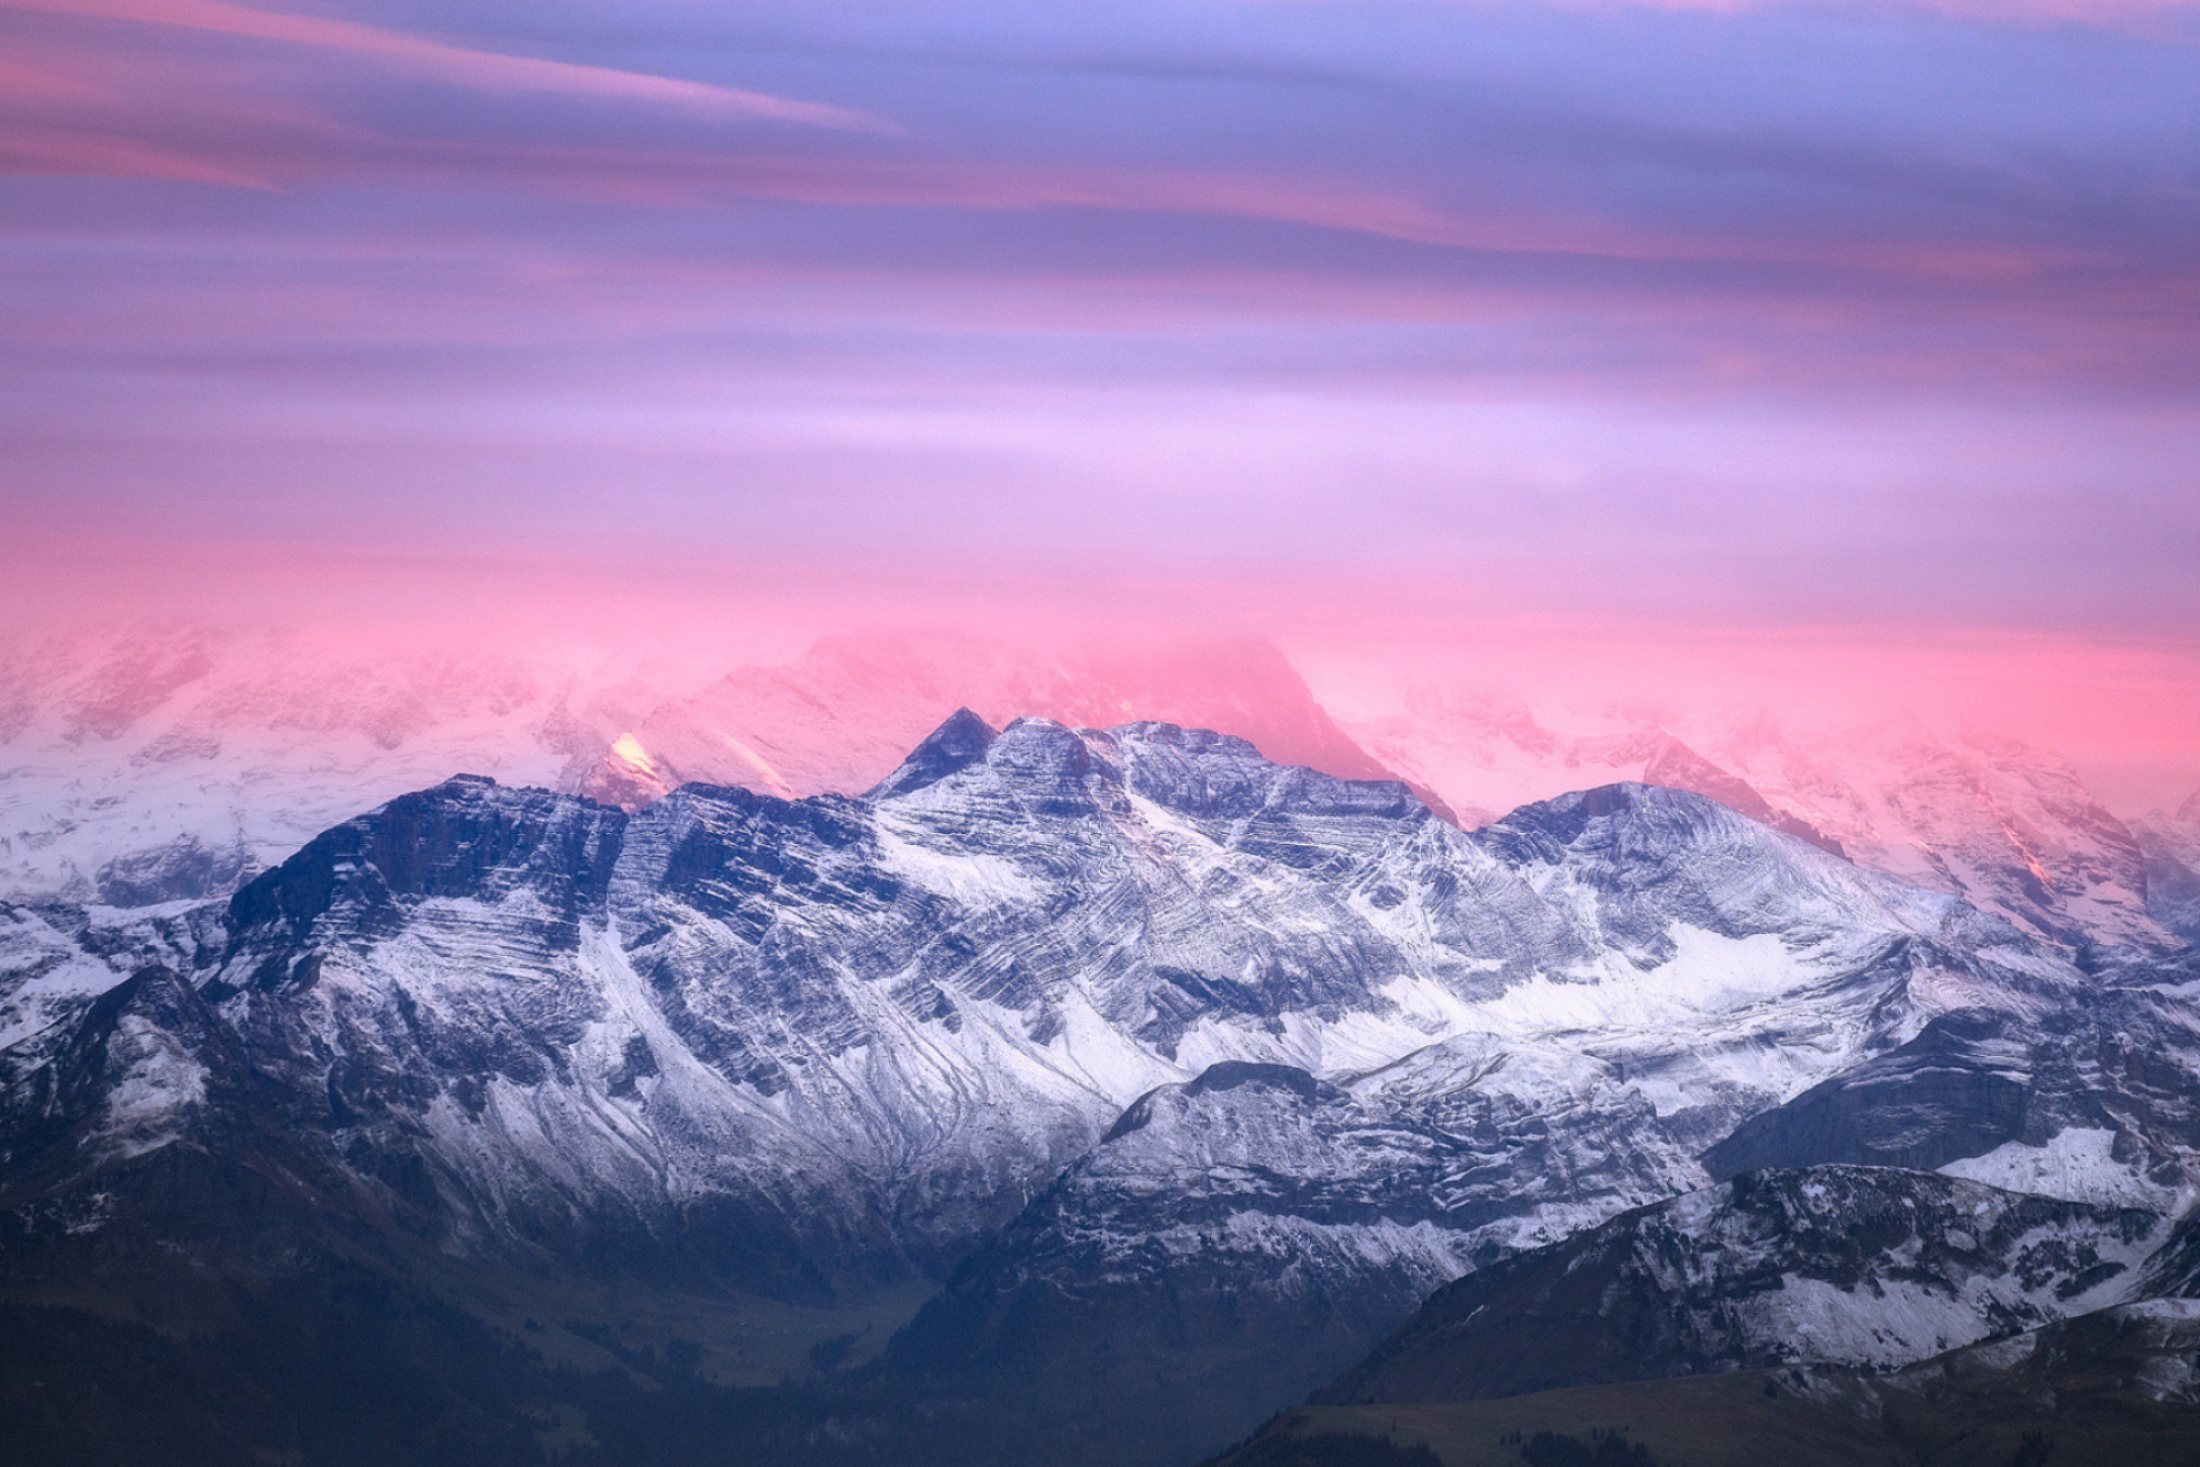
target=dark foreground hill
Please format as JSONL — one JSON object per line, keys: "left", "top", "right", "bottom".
{"left": 1212, "top": 1299, "right": 2200, "bottom": 1467}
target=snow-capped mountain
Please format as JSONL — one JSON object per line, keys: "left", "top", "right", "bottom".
{"left": 0, "top": 623, "right": 654, "bottom": 907}
{"left": 2135, "top": 790, "right": 2200, "bottom": 947}
{"left": 25, "top": 712, "right": 2120, "bottom": 1266}
{"left": 1336, "top": 689, "right": 2180, "bottom": 957}
{"left": 1324, "top": 1167, "right": 2167, "bottom": 1406}
{"left": 1213, "top": 1219, "right": 2200, "bottom": 1467}
{"left": 8, "top": 619, "right": 2180, "bottom": 974}
{"left": 4, "top": 711, "right": 2197, "bottom": 1466}
{"left": 4, "top": 716, "right": 2104, "bottom": 1271}
{"left": 852, "top": 772, "right": 2200, "bottom": 1461}
{"left": 572, "top": 632, "right": 1445, "bottom": 816}
{"left": 0, "top": 625, "right": 1443, "bottom": 918}
{"left": 1714, "top": 725, "right": 2176, "bottom": 957}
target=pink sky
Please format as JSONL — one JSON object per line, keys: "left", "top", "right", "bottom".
{"left": 6, "top": 533, "right": 2194, "bottom": 814}
{"left": 2, "top": 0, "right": 2196, "bottom": 807}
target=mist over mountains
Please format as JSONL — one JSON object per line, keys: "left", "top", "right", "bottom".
{"left": 5, "top": 624, "right": 2192, "bottom": 949}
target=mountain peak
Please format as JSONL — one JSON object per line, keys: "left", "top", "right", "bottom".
{"left": 1485, "top": 780, "right": 1859, "bottom": 865}
{"left": 867, "top": 707, "right": 999, "bottom": 799}
{"left": 1, "top": 964, "right": 238, "bottom": 1174}
{"left": 1640, "top": 736, "right": 1846, "bottom": 857}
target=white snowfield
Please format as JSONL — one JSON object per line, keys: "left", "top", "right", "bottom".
{"left": 1944, "top": 1126, "right": 2189, "bottom": 1211}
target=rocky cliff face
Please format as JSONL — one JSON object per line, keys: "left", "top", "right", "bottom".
{"left": 1326, "top": 1167, "right": 2167, "bottom": 1407}
{"left": 1706, "top": 983, "right": 2200, "bottom": 1210}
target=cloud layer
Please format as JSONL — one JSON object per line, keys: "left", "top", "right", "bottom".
{"left": 2, "top": 0, "right": 2196, "bottom": 650}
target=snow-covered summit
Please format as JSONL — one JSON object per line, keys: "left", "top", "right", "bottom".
{"left": 1339, "top": 691, "right": 2182, "bottom": 957}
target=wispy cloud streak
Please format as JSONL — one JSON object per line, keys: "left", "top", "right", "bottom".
{"left": 4, "top": 0, "right": 891, "bottom": 128}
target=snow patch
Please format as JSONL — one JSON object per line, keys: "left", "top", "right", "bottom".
{"left": 1941, "top": 1127, "right": 2178, "bottom": 1210}
{"left": 97, "top": 1012, "right": 208, "bottom": 1160}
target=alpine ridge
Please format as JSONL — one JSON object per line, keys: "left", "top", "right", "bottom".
{"left": 1, "top": 710, "right": 2195, "bottom": 1465}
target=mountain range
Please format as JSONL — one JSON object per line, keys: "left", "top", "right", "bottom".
{"left": 2, "top": 694, "right": 2197, "bottom": 1465}
{"left": 4, "top": 703, "right": 2200, "bottom": 1467}
{"left": 6, "top": 625, "right": 2190, "bottom": 963}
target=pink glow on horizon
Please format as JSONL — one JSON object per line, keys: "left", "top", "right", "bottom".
{"left": 2, "top": 539, "right": 2194, "bottom": 814}
{"left": 2, "top": 0, "right": 2195, "bottom": 817}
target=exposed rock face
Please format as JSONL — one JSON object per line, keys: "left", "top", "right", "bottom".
{"left": 94, "top": 835, "right": 254, "bottom": 908}
{"left": 1706, "top": 1010, "right": 2040, "bottom": 1178}
{"left": 0, "top": 966, "right": 239, "bottom": 1180}
{"left": 1327, "top": 1167, "right": 2167, "bottom": 1406}
{"left": 2146, "top": 846, "right": 2200, "bottom": 946}
{"left": 1704, "top": 962, "right": 2200, "bottom": 1214}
